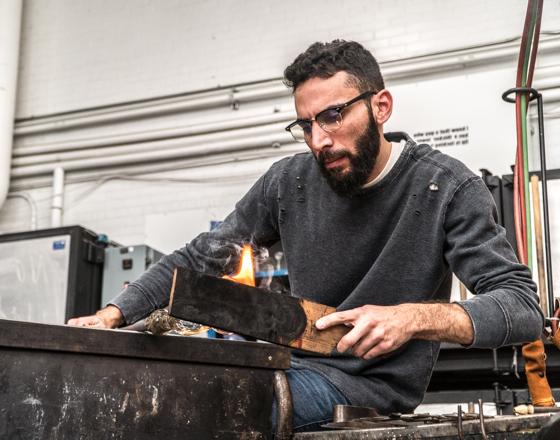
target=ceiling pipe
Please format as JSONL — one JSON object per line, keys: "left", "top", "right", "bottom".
{"left": 8, "top": 143, "right": 305, "bottom": 191}
{"left": 50, "top": 167, "right": 64, "bottom": 227}
{"left": 382, "top": 35, "right": 560, "bottom": 80}
{"left": 14, "top": 83, "right": 290, "bottom": 136}
{"left": 0, "top": 0, "right": 23, "bottom": 210}
{"left": 12, "top": 34, "right": 560, "bottom": 139}
{"left": 11, "top": 131, "right": 294, "bottom": 178}
{"left": 7, "top": 192, "right": 37, "bottom": 230}
{"left": 12, "top": 122, "right": 289, "bottom": 167}
{"left": 14, "top": 107, "right": 295, "bottom": 157}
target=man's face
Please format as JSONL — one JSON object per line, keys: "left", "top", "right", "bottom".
{"left": 294, "top": 72, "right": 381, "bottom": 197}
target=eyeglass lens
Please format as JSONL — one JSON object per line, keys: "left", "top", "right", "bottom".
{"left": 290, "top": 109, "right": 343, "bottom": 142}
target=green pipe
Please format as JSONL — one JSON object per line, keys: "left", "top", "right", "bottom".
{"left": 520, "top": 0, "right": 538, "bottom": 269}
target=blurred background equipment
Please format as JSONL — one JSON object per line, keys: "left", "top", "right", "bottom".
{"left": 100, "top": 244, "right": 163, "bottom": 307}
{"left": 0, "top": 225, "right": 111, "bottom": 324}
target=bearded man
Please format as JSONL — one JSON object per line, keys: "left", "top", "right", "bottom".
{"left": 70, "top": 40, "right": 543, "bottom": 433}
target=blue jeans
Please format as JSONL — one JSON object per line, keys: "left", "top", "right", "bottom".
{"left": 271, "top": 367, "right": 350, "bottom": 433}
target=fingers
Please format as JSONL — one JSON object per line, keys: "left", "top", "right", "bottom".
{"left": 316, "top": 305, "right": 407, "bottom": 359}
{"left": 67, "top": 315, "right": 106, "bottom": 328}
{"left": 67, "top": 317, "right": 84, "bottom": 326}
{"left": 362, "top": 342, "right": 393, "bottom": 360}
{"left": 352, "top": 327, "right": 385, "bottom": 358}
{"left": 315, "top": 310, "right": 357, "bottom": 330}
{"left": 340, "top": 325, "right": 396, "bottom": 359}
{"left": 336, "top": 320, "right": 371, "bottom": 353}
{"left": 67, "top": 306, "right": 123, "bottom": 329}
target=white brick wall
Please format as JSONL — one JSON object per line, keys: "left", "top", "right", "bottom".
{"left": 0, "top": 155, "right": 281, "bottom": 246}
{"left": 3, "top": 0, "right": 560, "bottom": 254}
{"left": 0, "top": 187, "right": 52, "bottom": 232}
{"left": 16, "top": 0, "right": 560, "bottom": 118}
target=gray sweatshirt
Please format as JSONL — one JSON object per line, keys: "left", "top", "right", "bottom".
{"left": 111, "top": 132, "right": 543, "bottom": 413}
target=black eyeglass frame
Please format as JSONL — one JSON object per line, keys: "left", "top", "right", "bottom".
{"left": 285, "top": 90, "right": 377, "bottom": 142}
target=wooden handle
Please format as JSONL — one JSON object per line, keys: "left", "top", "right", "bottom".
{"left": 287, "top": 299, "right": 349, "bottom": 355}
{"left": 459, "top": 282, "right": 468, "bottom": 301}
{"left": 531, "top": 175, "right": 547, "bottom": 315}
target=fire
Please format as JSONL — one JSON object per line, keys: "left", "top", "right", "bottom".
{"left": 223, "top": 244, "right": 255, "bottom": 287}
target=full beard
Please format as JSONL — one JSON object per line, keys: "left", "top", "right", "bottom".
{"left": 316, "top": 111, "right": 381, "bottom": 197}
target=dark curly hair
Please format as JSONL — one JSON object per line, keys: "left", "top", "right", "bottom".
{"left": 283, "top": 40, "right": 385, "bottom": 93}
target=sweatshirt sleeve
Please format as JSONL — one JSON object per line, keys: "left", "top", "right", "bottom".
{"left": 109, "top": 162, "right": 283, "bottom": 325}
{"left": 443, "top": 176, "right": 544, "bottom": 348}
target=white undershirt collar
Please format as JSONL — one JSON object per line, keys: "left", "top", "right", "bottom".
{"left": 362, "top": 140, "right": 406, "bottom": 188}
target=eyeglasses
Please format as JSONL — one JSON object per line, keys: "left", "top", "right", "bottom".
{"left": 285, "top": 90, "right": 376, "bottom": 143}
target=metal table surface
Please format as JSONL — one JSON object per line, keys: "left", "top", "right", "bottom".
{"left": 0, "top": 319, "right": 291, "bottom": 439}
{"left": 294, "top": 413, "right": 558, "bottom": 439}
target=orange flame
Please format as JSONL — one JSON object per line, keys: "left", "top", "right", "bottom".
{"left": 223, "top": 244, "right": 255, "bottom": 287}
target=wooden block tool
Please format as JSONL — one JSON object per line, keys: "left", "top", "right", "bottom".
{"left": 168, "top": 267, "right": 349, "bottom": 355}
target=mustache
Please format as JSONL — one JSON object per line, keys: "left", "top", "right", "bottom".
{"left": 317, "top": 149, "right": 350, "bottom": 166}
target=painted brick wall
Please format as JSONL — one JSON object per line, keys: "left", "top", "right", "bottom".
{"left": 0, "top": 155, "right": 281, "bottom": 249}
{"left": 3, "top": 0, "right": 560, "bottom": 257}
{"left": 15, "top": 0, "right": 560, "bottom": 118}
{"left": 60, "top": 162, "right": 268, "bottom": 250}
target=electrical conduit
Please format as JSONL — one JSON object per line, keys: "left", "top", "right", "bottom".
{"left": 0, "top": 0, "right": 23, "bottom": 210}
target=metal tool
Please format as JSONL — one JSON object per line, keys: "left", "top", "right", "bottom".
{"left": 273, "top": 371, "right": 293, "bottom": 440}
{"left": 332, "top": 405, "right": 379, "bottom": 423}
{"left": 121, "top": 309, "right": 206, "bottom": 336}
{"left": 478, "top": 398, "right": 488, "bottom": 440}
{"left": 168, "top": 267, "right": 349, "bottom": 354}
{"left": 323, "top": 411, "right": 482, "bottom": 430}
{"left": 457, "top": 405, "right": 464, "bottom": 440}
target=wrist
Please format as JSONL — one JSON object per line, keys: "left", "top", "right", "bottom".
{"left": 398, "top": 302, "right": 474, "bottom": 344}
{"left": 397, "top": 303, "right": 423, "bottom": 339}
{"left": 96, "top": 305, "right": 123, "bottom": 328}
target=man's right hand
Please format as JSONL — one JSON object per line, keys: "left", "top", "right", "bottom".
{"left": 67, "top": 305, "right": 124, "bottom": 329}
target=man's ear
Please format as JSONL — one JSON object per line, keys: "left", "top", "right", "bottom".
{"left": 372, "top": 89, "right": 393, "bottom": 125}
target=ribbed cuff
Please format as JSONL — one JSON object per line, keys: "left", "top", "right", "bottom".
{"left": 108, "top": 284, "right": 156, "bottom": 325}
{"left": 454, "top": 294, "right": 508, "bottom": 349}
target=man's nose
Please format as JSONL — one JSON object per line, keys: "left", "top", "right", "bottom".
{"left": 307, "top": 122, "right": 333, "bottom": 154}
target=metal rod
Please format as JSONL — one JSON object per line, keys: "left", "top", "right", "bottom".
{"left": 502, "top": 86, "right": 555, "bottom": 316}
{"left": 492, "top": 349, "right": 500, "bottom": 375}
{"left": 493, "top": 382, "right": 503, "bottom": 415}
{"left": 478, "top": 399, "right": 488, "bottom": 440}
{"left": 273, "top": 370, "right": 293, "bottom": 440}
{"left": 457, "top": 405, "right": 464, "bottom": 440}
{"left": 536, "top": 92, "right": 555, "bottom": 317}
{"left": 6, "top": 192, "right": 38, "bottom": 230}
